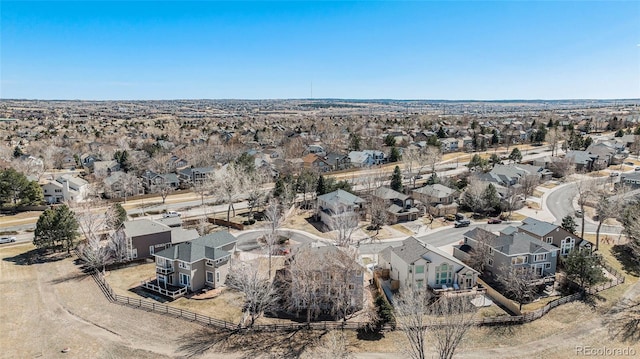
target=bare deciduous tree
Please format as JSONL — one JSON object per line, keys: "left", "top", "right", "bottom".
{"left": 369, "top": 197, "right": 388, "bottom": 235}
{"left": 575, "top": 178, "right": 595, "bottom": 239}
{"left": 466, "top": 229, "right": 496, "bottom": 273}
{"left": 519, "top": 174, "right": 541, "bottom": 199}
{"left": 226, "top": 261, "right": 279, "bottom": 329}
{"left": 107, "top": 229, "right": 129, "bottom": 264}
{"left": 497, "top": 266, "right": 538, "bottom": 310}
{"left": 394, "top": 287, "right": 432, "bottom": 359}
{"left": 428, "top": 295, "right": 478, "bottom": 359}
{"left": 77, "top": 232, "right": 113, "bottom": 274}
{"left": 264, "top": 198, "right": 284, "bottom": 278}
{"left": 302, "top": 330, "right": 352, "bottom": 359}
{"left": 548, "top": 155, "right": 575, "bottom": 179}
{"left": 329, "top": 213, "right": 359, "bottom": 247}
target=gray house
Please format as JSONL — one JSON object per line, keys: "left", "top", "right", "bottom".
{"left": 122, "top": 218, "right": 172, "bottom": 260}
{"left": 518, "top": 217, "right": 591, "bottom": 257}
{"left": 372, "top": 186, "right": 420, "bottom": 223}
{"left": 143, "top": 232, "right": 238, "bottom": 299}
{"left": 455, "top": 227, "right": 559, "bottom": 282}
{"left": 412, "top": 183, "right": 459, "bottom": 217}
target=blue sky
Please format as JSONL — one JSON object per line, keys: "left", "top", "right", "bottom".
{"left": 1, "top": 1, "right": 639, "bottom": 100}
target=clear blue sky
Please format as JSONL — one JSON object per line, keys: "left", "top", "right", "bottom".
{"left": 1, "top": 1, "right": 639, "bottom": 100}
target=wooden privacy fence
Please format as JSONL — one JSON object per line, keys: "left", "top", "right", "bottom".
{"left": 87, "top": 261, "right": 626, "bottom": 331}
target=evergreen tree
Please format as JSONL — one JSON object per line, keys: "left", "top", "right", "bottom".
{"left": 34, "top": 205, "right": 79, "bottom": 253}
{"left": 384, "top": 134, "right": 396, "bottom": 147}
{"left": 468, "top": 154, "right": 486, "bottom": 169}
{"left": 21, "top": 181, "right": 44, "bottom": 206}
{"left": 426, "top": 173, "right": 439, "bottom": 185}
{"left": 437, "top": 127, "right": 447, "bottom": 138}
{"left": 482, "top": 183, "right": 500, "bottom": 214}
{"left": 390, "top": 166, "right": 403, "bottom": 192}
{"left": 111, "top": 203, "right": 128, "bottom": 229}
{"left": 615, "top": 129, "right": 624, "bottom": 137}
{"left": 13, "top": 146, "right": 23, "bottom": 158}
{"left": 635, "top": 126, "right": 640, "bottom": 135}
{"left": 389, "top": 147, "right": 401, "bottom": 163}
{"left": 509, "top": 148, "right": 522, "bottom": 163}
{"left": 316, "top": 175, "right": 326, "bottom": 196}
{"left": 547, "top": 119, "right": 554, "bottom": 128}
{"left": 563, "top": 249, "right": 606, "bottom": 292}
{"left": 349, "top": 132, "right": 362, "bottom": 151}
{"left": 561, "top": 215, "right": 577, "bottom": 234}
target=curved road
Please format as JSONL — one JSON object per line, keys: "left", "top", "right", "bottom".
{"left": 545, "top": 180, "right": 623, "bottom": 235}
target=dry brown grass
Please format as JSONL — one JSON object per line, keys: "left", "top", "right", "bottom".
{"left": 532, "top": 189, "right": 544, "bottom": 198}
{"left": 477, "top": 304, "right": 508, "bottom": 318}
{"left": 105, "top": 262, "right": 156, "bottom": 296}
{"left": 172, "top": 288, "right": 244, "bottom": 323}
{"left": 389, "top": 224, "right": 415, "bottom": 236}
{"left": 540, "top": 182, "right": 559, "bottom": 189}
{"left": 521, "top": 295, "right": 561, "bottom": 312}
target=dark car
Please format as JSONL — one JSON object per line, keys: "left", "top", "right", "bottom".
{"left": 487, "top": 218, "right": 502, "bottom": 224}
{"left": 454, "top": 219, "right": 471, "bottom": 228}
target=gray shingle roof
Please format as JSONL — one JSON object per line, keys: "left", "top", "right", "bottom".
{"left": 123, "top": 218, "right": 171, "bottom": 238}
{"left": 413, "top": 183, "right": 456, "bottom": 198}
{"left": 465, "top": 226, "right": 558, "bottom": 256}
{"left": 374, "top": 186, "right": 408, "bottom": 201}
{"left": 388, "top": 237, "right": 476, "bottom": 273}
{"left": 155, "top": 231, "right": 237, "bottom": 263}
{"left": 317, "top": 189, "right": 365, "bottom": 206}
{"left": 520, "top": 217, "right": 558, "bottom": 237}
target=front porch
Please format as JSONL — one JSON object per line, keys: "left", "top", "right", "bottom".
{"left": 141, "top": 278, "right": 188, "bottom": 299}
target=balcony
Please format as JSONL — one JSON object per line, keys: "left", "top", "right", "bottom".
{"left": 156, "top": 265, "right": 174, "bottom": 275}
{"left": 141, "top": 279, "right": 187, "bottom": 299}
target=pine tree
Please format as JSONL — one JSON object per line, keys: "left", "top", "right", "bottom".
{"left": 316, "top": 175, "right": 326, "bottom": 196}
{"left": 391, "top": 166, "right": 403, "bottom": 192}
{"left": 561, "top": 215, "right": 577, "bottom": 234}
{"left": 389, "top": 147, "right": 400, "bottom": 162}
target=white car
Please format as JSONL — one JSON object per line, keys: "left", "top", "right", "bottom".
{"left": 163, "top": 211, "right": 181, "bottom": 218}
{"left": 0, "top": 236, "right": 17, "bottom": 244}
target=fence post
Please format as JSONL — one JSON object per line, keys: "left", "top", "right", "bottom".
{"left": 153, "top": 303, "right": 155, "bottom": 312}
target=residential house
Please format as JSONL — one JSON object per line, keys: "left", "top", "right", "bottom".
{"left": 412, "top": 183, "right": 459, "bottom": 217}
{"left": 80, "top": 153, "right": 98, "bottom": 168}
{"left": 168, "top": 155, "right": 189, "bottom": 170}
{"left": 277, "top": 243, "right": 365, "bottom": 316}
{"left": 372, "top": 186, "right": 420, "bottom": 223}
{"left": 518, "top": 217, "right": 591, "bottom": 256}
{"left": 141, "top": 170, "right": 180, "bottom": 190}
{"left": 303, "top": 144, "right": 326, "bottom": 157}
{"left": 143, "top": 232, "right": 238, "bottom": 299}
{"left": 324, "top": 153, "right": 351, "bottom": 171}
{"left": 454, "top": 227, "right": 559, "bottom": 282}
{"left": 178, "top": 166, "right": 215, "bottom": 186}
{"left": 348, "top": 150, "right": 385, "bottom": 167}
{"left": 92, "top": 160, "right": 121, "bottom": 176}
{"left": 302, "top": 153, "right": 331, "bottom": 173}
{"left": 565, "top": 150, "right": 598, "bottom": 172}
{"left": 40, "top": 174, "right": 89, "bottom": 204}
{"left": 440, "top": 138, "right": 459, "bottom": 153}
{"left": 316, "top": 189, "right": 366, "bottom": 227}
{"left": 122, "top": 218, "right": 173, "bottom": 260}
{"left": 102, "top": 171, "right": 144, "bottom": 199}
{"left": 378, "top": 237, "right": 479, "bottom": 293}
{"left": 620, "top": 172, "right": 640, "bottom": 188}
{"left": 586, "top": 143, "right": 624, "bottom": 168}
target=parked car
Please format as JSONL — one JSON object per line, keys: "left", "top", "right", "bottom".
{"left": 610, "top": 172, "right": 620, "bottom": 177}
{"left": 454, "top": 219, "right": 470, "bottom": 228}
{"left": 0, "top": 236, "right": 17, "bottom": 244}
{"left": 455, "top": 213, "right": 466, "bottom": 221}
{"left": 163, "top": 211, "right": 181, "bottom": 218}
{"left": 444, "top": 214, "right": 456, "bottom": 221}
{"left": 635, "top": 167, "right": 640, "bottom": 172}
{"left": 487, "top": 217, "right": 502, "bottom": 224}
{"left": 575, "top": 209, "right": 583, "bottom": 218}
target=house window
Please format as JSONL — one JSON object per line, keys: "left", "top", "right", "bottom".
{"left": 216, "top": 272, "right": 220, "bottom": 282}
{"left": 179, "top": 273, "right": 190, "bottom": 286}
{"left": 488, "top": 258, "right": 494, "bottom": 266}
{"left": 206, "top": 271, "right": 214, "bottom": 283}
{"left": 156, "top": 257, "right": 165, "bottom": 266}
{"left": 489, "top": 247, "right": 494, "bottom": 255}
{"left": 416, "top": 279, "right": 424, "bottom": 289}
{"left": 545, "top": 263, "right": 551, "bottom": 269}
{"left": 511, "top": 256, "right": 528, "bottom": 265}
{"left": 546, "top": 237, "right": 553, "bottom": 243}
{"left": 534, "top": 253, "right": 548, "bottom": 262}
{"left": 178, "top": 261, "right": 191, "bottom": 270}
{"left": 436, "top": 263, "right": 453, "bottom": 285}
{"left": 415, "top": 265, "right": 424, "bottom": 274}
{"left": 149, "top": 245, "right": 155, "bottom": 256}
{"left": 561, "top": 237, "right": 575, "bottom": 256}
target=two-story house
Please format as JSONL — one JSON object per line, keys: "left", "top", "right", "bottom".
{"left": 141, "top": 170, "right": 180, "bottom": 191}
{"left": 276, "top": 243, "right": 364, "bottom": 318}
{"left": 325, "top": 153, "right": 352, "bottom": 171}
{"left": 412, "top": 183, "right": 459, "bottom": 217}
{"left": 178, "top": 166, "right": 215, "bottom": 186}
{"left": 122, "top": 218, "right": 173, "bottom": 260}
{"left": 348, "top": 150, "right": 386, "bottom": 168}
{"left": 372, "top": 186, "right": 420, "bottom": 223}
{"left": 302, "top": 153, "right": 331, "bottom": 173}
{"left": 40, "top": 174, "right": 89, "bottom": 204}
{"left": 316, "top": 189, "right": 366, "bottom": 227}
{"left": 143, "top": 232, "right": 238, "bottom": 299}
{"left": 518, "top": 217, "right": 591, "bottom": 257}
{"left": 379, "top": 237, "right": 479, "bottom": 294}
{"left": 455, "top": 227, "right": 559, "bottom": 282}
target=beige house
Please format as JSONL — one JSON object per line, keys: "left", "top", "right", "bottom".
{"left": 143, "top": 232, "right": 237, "bottom": 299}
